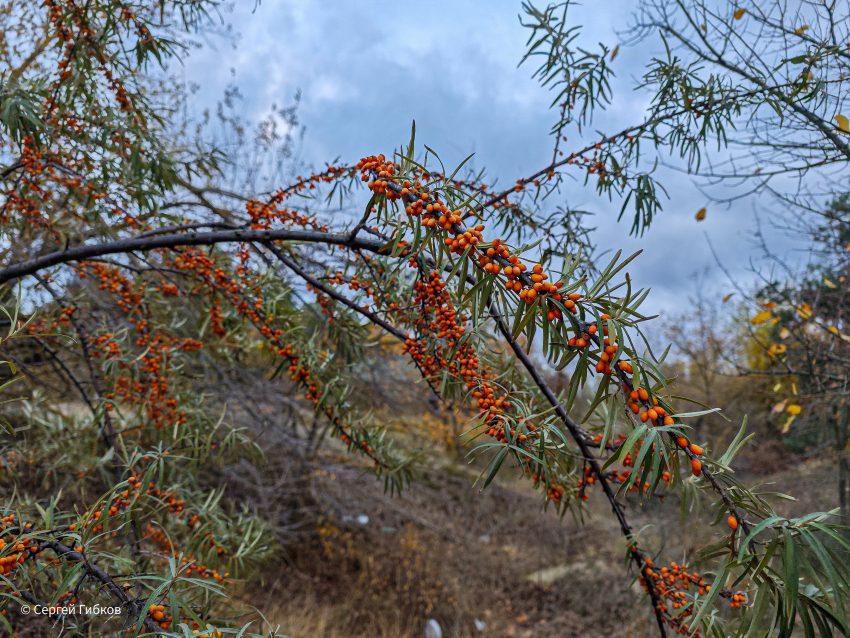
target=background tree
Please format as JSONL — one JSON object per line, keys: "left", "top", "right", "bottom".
{"left": 724, "top": 193, "right": 850, "bottom": 525}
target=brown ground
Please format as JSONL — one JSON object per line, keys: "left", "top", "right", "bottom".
{"left": 239, "top": 448, "right": 841, "bottom": 638}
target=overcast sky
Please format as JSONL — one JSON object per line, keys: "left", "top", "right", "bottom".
{"left": 181, "top": 0, "right": 809, "bottom": 319}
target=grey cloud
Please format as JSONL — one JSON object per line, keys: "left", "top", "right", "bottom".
{"left": 182, "top": 0, "right": 807, "bottom": 316}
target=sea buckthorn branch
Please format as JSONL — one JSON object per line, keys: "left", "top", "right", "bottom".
{"left": 647, "top": 6, "right": 850, "bottom": 162}
{"left": 0, "top": 3, "right": 387, "bottom": 635}
{"left": 394, "top": 250, "right": 647, "bottom": 513}
{"left": 285, "top": 234, "right": 585, "bottom": 500}
{"left": 33, "top": 275, "right": 126, "bottom": 457}
{"left": 330, "top": 226, "right": 615, "bottom": 453}
{"left": 534, "top": 281, "right": 756, "bottom": 535}
{"left": 2, "top": 521, "right": 165, "bottom": 635}
{"left": 4, "top": 138, "right": 836, "bottom": 636}
{"left": 358, "top": 158, "right": 664, "bottom": 470}
{"left": 65, "top": 465, "right": 264, "bottom": 628}
{"left": 28, "top": 318, "right": 154, "bottom": 580}
{"left": 2, "top": 449, "right": 252, "bottom": 612}
{"left": 354, "top": 147, "right": 850, "bottom": 636}
{"left": 0, "top": 228, "right": 388, "bottom": 286}
{"left": 13, "top": 231, "right": 411, "bottom": 478}
{"left": 6, "top": 2, "right": 848, "bottom": 636}
{"left": 261, "top": 230, "right": 611, "bottom": 492}
{"left": 153, "top": 244, "right": 413, "bottom": 479}
{"left": 608, "top": 355, "right": 850, "bottom": 631}
{"left": 485, "top": 288, "right": 840, "bottom": 633}
{"left": 25, "top": 279, "right": 153, "bottom": 585}
{"left": 467, "top": 10, "right": 847, "bottom": 237}
{"left": 422, "top": 167, "right": 599, "bottom": 273}
{"left": 613, "top": 370, "right": 753, "bottom": 535}
{"left": 596, "top": 337, "right": 777, "bottom": 568}
{"left": 361, "top": 155, "right": 646, "bottom": 387}
{"left": 255, "top": 240, "right": 443, "bottom": 402}
{"left": 483, "top": 300, "right": 669, "bottom": 637}
{"left": 24, "top": 536, "right": 168, "bottom": 634}
{"left": 2, "top": 287, "right": 273, "bottom": 629}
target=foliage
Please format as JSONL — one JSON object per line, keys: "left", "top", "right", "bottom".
{"left": 729, "top": 191, "right": 850, "bottom": 533}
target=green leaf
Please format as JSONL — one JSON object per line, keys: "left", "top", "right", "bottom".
{"left": 672, "top": 408, "right": 722, "bottom": 419}
{"left": 738, "top": 516, "right": 784, "bottom": 560}
{"left": 581, "top": 373, "right": 611, "bottom": 423}
{"left": 512, "top": 301, "right": 538, "bottom": 341}
{"left": 134, "top": 580, "right": 171, "bottom": 637}
{"left": 481, "top": 447, "right": 509, "bottom": 489}
{"left": 783, "top": 528, "right": 799, "bottom": 628}
{"left": 603, "top": 423, "right": 645, "bottom": 471}
{"left": 719, "top": 416, "right": 752, "bottom": 466}
{"left": 564, "top": 345, "right": 589, "bottom": 416}
{"left": 690, "top": 554, "right": 729, "bottom": 632}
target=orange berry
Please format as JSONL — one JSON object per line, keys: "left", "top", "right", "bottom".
{"left": 727, "top": 515, "right": 738, "bottom": 530}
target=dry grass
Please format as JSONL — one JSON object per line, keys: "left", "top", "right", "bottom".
{"left": 234, "top": 449, "right": 843, "bottom": 638}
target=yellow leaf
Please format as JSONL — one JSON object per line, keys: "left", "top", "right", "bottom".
{"left": 771, "top": 399, "right": 787, "bottom": 414}
{"left": 824, "top": 277, "right": 836, "bottom": 288}
{"left": 796, "top": 303, "right": 812, "bottom": 319}
{"left": 781, "top": 415, "right": 796, "bottom": 434}
{"left": 795, "top": 25, "right": 809, "bottom": 35}
{"left": 779, "top": 327, "right": 790, "bottom": 339}
{"left": 772, "top": 382, "right": 782, "bottom": 392}
{"left": 837, "top": 114, "right": 850, "bottom": 133}
{"left": 701, "top": 24, "right": 707, "bottom": 31}
{"left": 722, "top": 292, "right": 735, "bottom": 303}
{"left": 611, "top": 45, "right": 620, "bottom": 61}
{"left": 750, "top": 310, "right": 772, "bottom": 325}
{"left": 828, "top": 325, "right": 839, "bottom": 334}
{"left": 763, "top": 301, "right": 777, "bottom": 310}
{"left": 769, "top": 317, "right": 779, "bottom": 326}
{"left": 845, "top": 242, "right": 850, "bottom": 250}
{"left": 786, "top": 404, "right": 801, "bottom": 416}
{"left": 734, "top": 8, "right": 746, "bottom": 19}
{"left": 695, "top": 207, "right": 707, "bottom": 221}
